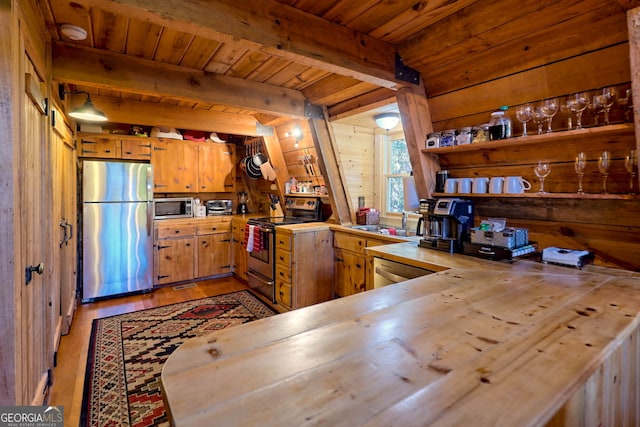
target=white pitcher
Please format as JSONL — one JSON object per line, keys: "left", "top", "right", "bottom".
{"left": 503, "top": 176, "right": 531, "bottom": 194}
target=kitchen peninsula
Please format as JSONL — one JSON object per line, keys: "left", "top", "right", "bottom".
{"left": 161, "top": 248, "right": 640, "bottom": 426}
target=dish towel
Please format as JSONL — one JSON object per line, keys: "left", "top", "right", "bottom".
{"left": 244, "top": 224, "right": 263, "bottom": 252}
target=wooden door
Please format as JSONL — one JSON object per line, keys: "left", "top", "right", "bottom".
{"left": 334, "top": 248, "right": 366, "bottom": 297}
{"left": 155, "top": 237, "right": 195, "bottom": 284}
{"left": 121, "top": 137, "right": 151, "bottom": 160}
{"left": 198, "top": 143, "right": 235, "bottom": 192}
{"left": 21, "top": 62, "right": 51, "bottom": 404}
{"left": 197, "top": 233, "right": 231, "bottom": 277}
{"left": 51, "top": 108, "right": 77, "bottom": 336}
{"left": 152, "top": 139, "right": 198, "bottom": 193}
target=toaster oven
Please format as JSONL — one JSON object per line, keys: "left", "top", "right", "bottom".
{"left": 206, "top": 199, "right": 233, "bottom": 216}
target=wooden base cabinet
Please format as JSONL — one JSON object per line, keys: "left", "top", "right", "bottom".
{"left": 333, "top": 231, "right": 399, "bottom": 297}
{"left": 155, "top": 222, "right": 197, "bottom": 285}
{"left": 196, "top": 218, "right": 231, "bottom": 277}
{"left": 154, "top": 217, "right": 232, "bottom": 285}
{"left": 231, "top": 217, "right": 249, "bottom": 281}
{"left": 275, "top": 225, "right": 333, "bottom": 310}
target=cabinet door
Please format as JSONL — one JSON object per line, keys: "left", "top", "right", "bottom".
{"left": 152, "top": 139, "right": 198, "bottom": 193}
{"left": 78, "top": 135, "right": 118, "bottom": 158}
{"left": 121, "top": 138, "right": 152, "bottom": 160}
{"left": 155, "top": 237, "right": 195, "bottom": 284}
{"left": 197, "top": 233, "right": 231, "bottom": 277}
{"left": 198, "top": 143, "right": 236, "bottom": 192}
{"left": 334, "top": 248, "right": 366, "bottom": 297}
{"left": 232, "top": 227, "right": 248, "bottom": 280}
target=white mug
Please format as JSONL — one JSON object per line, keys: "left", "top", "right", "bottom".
{"left": 489, "top": 177, "right": 504, "bottom": 194}
{"left": 473, "top": 177, "right": 489, "bottom": 194}
{"left": 458, "top": 177, "right": 473, "bottom": 194}
{"left": 504, "top": 176, "right": 531, "bottom": 194}
{"left": 444, "top": 178, "right": 458, "bottom": 193}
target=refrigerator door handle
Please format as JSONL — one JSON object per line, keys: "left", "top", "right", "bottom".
{"left": 146, "top": 165, "right": 154, "bottom": 200}
{"left": 146, "top": 202, "right": 153, "bottom": 236}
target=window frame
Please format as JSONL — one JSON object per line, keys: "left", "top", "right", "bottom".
{"left": 375, "top": 130, "right": 413, "bottom": 218}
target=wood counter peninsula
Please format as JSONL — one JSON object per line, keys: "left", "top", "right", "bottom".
{"left": 161, "top": 244, "right": 640, "bottom": 427}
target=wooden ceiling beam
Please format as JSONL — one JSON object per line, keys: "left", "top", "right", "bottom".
{"left": 52, "top": 42, "right": 307, "bottom": 118}
{"left": 84, "top": 94, "right": 264, "bottom": 136}
{"left": 76, "top": 0, "right": 404, "bottom": 89}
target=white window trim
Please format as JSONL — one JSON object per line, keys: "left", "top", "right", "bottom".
{"left": 374, "top": 130, "right": 421, "bottom": 229}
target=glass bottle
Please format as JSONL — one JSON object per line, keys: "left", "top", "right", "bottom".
{"left": 488, "top": 106, "right": 512, "bottom": 140}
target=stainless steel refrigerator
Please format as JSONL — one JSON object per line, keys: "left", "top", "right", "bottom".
{"left": 82, "top": 160, "right": 153, "bottom": 301}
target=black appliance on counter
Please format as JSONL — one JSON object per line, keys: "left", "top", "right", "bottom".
{"left": 246, "top": 196, "right": 323, "bottom": 303}
{"left": 418, "top": 198, "right": 473, "bottom": 253}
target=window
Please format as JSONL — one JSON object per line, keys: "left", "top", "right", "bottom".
{"left": 382, "top": 136, "right": 412, "bottom": 213}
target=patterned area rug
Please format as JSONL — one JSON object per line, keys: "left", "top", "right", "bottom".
{"left": 80, "top": 290, "right": 277, "bottom": 427}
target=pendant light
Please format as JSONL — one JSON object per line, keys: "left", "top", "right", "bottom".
{"left": 374, "top": 112, "right": 400, "bottom": 131}
{"left": 58, "top": 84, "right": 108, "bottom": 122}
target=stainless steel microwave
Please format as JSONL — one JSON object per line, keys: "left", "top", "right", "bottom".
{"left": 153, "top": 197, "right": 193, "bottom": 219}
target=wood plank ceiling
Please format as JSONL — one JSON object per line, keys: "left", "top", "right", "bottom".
{"left": 39, "top": 0, "right": 637, "bottom": 133}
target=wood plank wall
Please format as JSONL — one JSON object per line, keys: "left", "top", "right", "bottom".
{"left": 330, "top": 123, "right": 376, "bottom": 222}
{"left": 420, "top": 8, "right": 640, "bottom": 270}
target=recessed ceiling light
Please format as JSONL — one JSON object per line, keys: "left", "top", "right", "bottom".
{"left": 60, "top": 24, "right": 87, "bottom": 41}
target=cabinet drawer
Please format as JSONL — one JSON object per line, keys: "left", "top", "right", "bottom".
{"left": 334, "top": 232, "right": 365, "bottom": 253}
{"left": 156, "top": 224, "right": 196, "bottom": 239}
{"left": 275, "top": 234, "right": 292, "bottom": 251}
{"left": 275, "top": 280, "right": 292, "bottom": 308}
{"left": 275, "top": 263, "right": 292, "bottom": 283}
{"left": 276, "top": 249, "right": 292, "bottom": 268}
{"left": 196, "top": 219, "right": 231, "bottom": 235}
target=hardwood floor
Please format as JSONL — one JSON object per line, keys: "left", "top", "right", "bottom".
{"left": 48, "top": 277, "right": 250, "bottom": 427}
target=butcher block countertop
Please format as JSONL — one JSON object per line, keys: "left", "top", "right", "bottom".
{"left": 161, "top": 245, "right": 640, "bottom": 426}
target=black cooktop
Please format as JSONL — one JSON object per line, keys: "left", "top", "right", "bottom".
{"left": 249, "top": 216, "right": 306, "bottom": 226}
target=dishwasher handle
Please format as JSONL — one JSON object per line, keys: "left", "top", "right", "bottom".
{"left": 374, "top": 266, "right": 410, "bottom": 284}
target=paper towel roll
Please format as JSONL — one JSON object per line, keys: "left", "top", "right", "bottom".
{"left": 403, "top": 176, "right": 419, "bottom": 211}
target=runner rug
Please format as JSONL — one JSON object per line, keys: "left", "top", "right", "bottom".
{"left": 80, "top": 290, "right": 277, "bottom": 427}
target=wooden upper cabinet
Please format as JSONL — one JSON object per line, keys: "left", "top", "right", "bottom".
{"left": 78, "top": 134, "right": 119, "bottom": 158}
{"left": 121, "top": 137, "right": 152, "bottom": 160}
{"left": 198, "top": 143, "right": 236, "bottom": 192}
{"left": 152, "top": 139, "right": 198, "bottom": 193}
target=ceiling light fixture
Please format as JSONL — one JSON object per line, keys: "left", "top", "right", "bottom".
{"left": 374, "top": 112, "right": 400, "bottom": 131}
{"left": 58, "top": 84, "right": 108, "bottom": 122}
{"left": 286, "top": 125, "right": 303, "bottom": 148}
{"left": 60, "top": 24, "right": 87, "bottom": 41}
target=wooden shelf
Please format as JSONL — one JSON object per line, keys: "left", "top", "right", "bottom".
{"left": 432, "top": 192, "right": 639, "bottom": 200}
{"left": 422, "top": 123, "right": 634, "bottom": 155}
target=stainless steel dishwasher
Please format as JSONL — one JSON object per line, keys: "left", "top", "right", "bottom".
{"left": 373, "top": 257, "right": 434, "bottom": 288}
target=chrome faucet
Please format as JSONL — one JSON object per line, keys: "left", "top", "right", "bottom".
{"left": 401, "top": 211, "right": 408, "bottom": 230}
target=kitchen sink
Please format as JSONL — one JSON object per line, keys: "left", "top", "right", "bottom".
{"left": 346, "top": 224, "right": 415, "bottom": 237}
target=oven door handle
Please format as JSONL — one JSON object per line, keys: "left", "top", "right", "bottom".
{"left": 374, "top": 267, "right": 409, "bottom": 284}
{"left": 247, "top": 270, "right": 275, "bottom": 285}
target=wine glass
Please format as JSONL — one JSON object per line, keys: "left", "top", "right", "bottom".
{"left": 617, "top": 88, "right": 632, "bottom": 122}
{"left": 540, "top": 98, "right": 559, "bottom": 133}
{"left": 568, "top": 92, "right": 589, "bottom": 129}
{"left": 625, "top": 149, "right": 637, "bottom": 194}
{"left": 532, "top": 106, "right": 546, "bottom": 135}
{"left": 515, "top": 103, "right": 533, "bottom": 137}
{"left": 575, "top": 152, "right": 586, "bottom": 194}
{"left": 534, "top": 160, "right": 551, "bottom": 193}
{"left": 598, "top": 151, "right": 611, "bottom": 194}
{"left": 600, "top": 87, "right": 616, "bottom": 125}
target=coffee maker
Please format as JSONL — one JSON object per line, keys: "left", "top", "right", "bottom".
{"left": 237, "top": 192, "right": 249, "bottom": 214}
{"left": 418, "top": 198, "right": 473, "bottom": 253}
